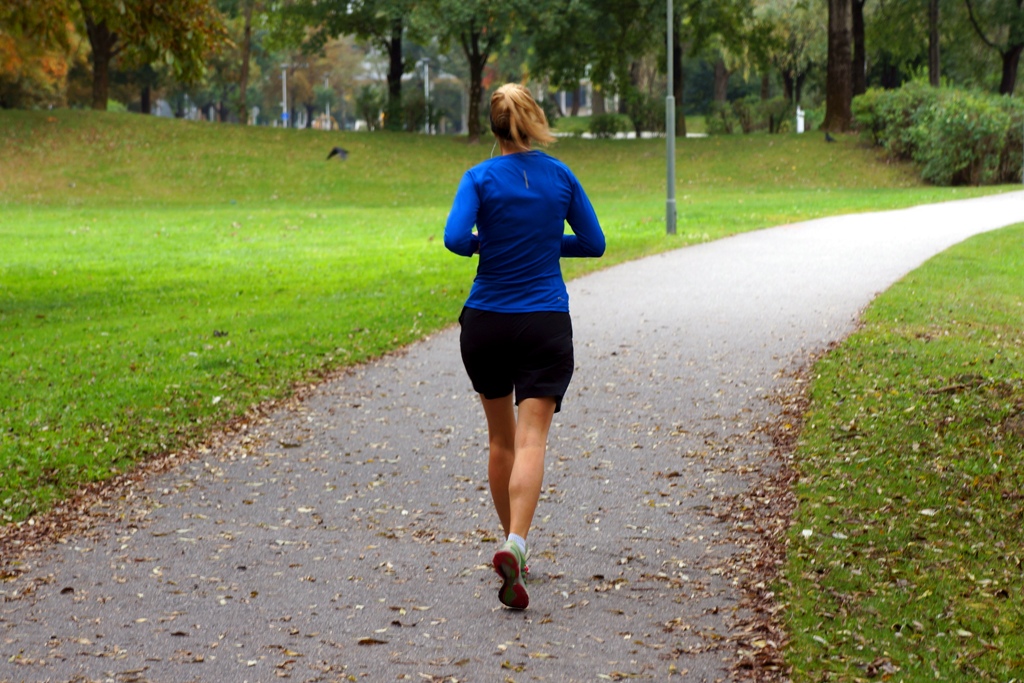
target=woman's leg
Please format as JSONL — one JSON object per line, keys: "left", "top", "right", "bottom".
{"left": 480, "top": 395, "right": 557, "bottom": 541}
{"left": 480, "top": 394, "right": 516, "bottom": 537}
{"left": 508, "top": 397, "right": 556, "bottom": 539}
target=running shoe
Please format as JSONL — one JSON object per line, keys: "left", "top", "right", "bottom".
{"left": 492, "top": 539, "right": 529, "bottom": 609}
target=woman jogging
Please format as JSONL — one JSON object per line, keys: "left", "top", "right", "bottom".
{"left": 443, "top": 83, "right": 606, "bottom": 610}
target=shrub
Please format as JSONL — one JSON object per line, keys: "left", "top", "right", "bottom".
{"left": 588, "top": 113, "right": 628, "bottom": 138}
{"left": 732, "top": 96, "right": 763, "bottom": 134}
{"left": 707, "top": 97, "right": 795, "bottom": 135}
{"left": 762, "top": 97, "right": 792, "bottom": 134}
{"left": 995, "top": 96, "right": 1024, "bottom": 183}
{"left": 706, "top": 101, "right": 738, "bottom": 135}
{"left": 624, "top": 91, "right": 664, "bottom": 136}
{"left": 853, "top": 83, "right": 1023, "bottom": 186}
{"left": 355, "top": 85, "right": 384, "bottom": 131}
{"left": 911, "top": 90, "right": 1009, "bottom": 185}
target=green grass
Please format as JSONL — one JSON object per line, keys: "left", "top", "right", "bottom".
{"left": 0, "top": 109, "right": 1011, "bottom": 522}
{"left": 783, "top": 225, "right": 1024, "bottom": 681}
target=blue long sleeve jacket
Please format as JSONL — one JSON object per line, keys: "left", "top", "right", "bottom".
{"left": 444, "top": 150, "right": 605, "bottom": 313}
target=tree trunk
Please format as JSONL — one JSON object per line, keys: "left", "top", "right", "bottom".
{"left": 570, "top": 86, "right": 580, "bottom": 116}
{"left": 761, "top": 73, "right": 770, "bottom": 100}
{"left": 713, "top": 58, "right": 729, "bottom": 102}
{"left": 465, "top": 30, "right": 485, "bottom": 143}
{"left": 592, "top": 88, "right": 605, "bottom": 115}
{"left": 237, "top": 0, "right": 255, "bottom": 123}
{"left": 141, "top": 85, "right": 151, "bottom": 114}
{"left": 822, "top": 0, "right": 853, "bottom": 131}
{"left": 385, "top": 17, "right": 404, "bottom": 131}
{"left": 928, "top": 0, "right": 940, "bottom": 86}
{"left": 852, "top": 0, "right": 866, "bottom": 96}
{"left": 1000, "top": 44, "right": 1024, "bottom": 95}
{"left": 83, "top": 12, "right": 117, "bottom": 111}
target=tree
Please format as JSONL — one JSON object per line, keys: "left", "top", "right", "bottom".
{"left": 852, "top": 0, "right": 867, "bottom": 95}
{"left": 519, "top": 0, "right": 597, "bottom": 109}
{"left": 755, "top": 0, "right": 824, "bottom": 105}
{"left": 77, "top": 0, "right": 228, "bottom": 110}
{"left": 929, "top": 0, "right": 940, "bottom": 85}
{"left": 229, "top": 0, "right": 262, "bottom": 123}
{"left": 0, "top": 0, "right": 76, "bottom": 108}
{"left": 822, "top": 0, "right": 853, "bottom": 131}
{"left": 964, "top": 0, "right": 1024, "bottom": 94}
{"left": 416, "top": 0, "right": 519, "bottom": 142}
{"left": 272, "top": 0, "right": 413, "bottom": 130}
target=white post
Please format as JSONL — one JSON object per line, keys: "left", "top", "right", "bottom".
{"left": 665, "top": 0, "right": 677, "bottom": 236}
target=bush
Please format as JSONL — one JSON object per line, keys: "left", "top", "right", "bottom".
{"left": 707, "top": 97, "right": 795, "bottom": 135}
{"left": 853, "top": 83, "right": 1024, "bottom": 186}
{"left": 912, "top": 90, "right": 1009, "bottom": 185}
{"left": 706, "top": 101, "right": 738, "bottom": 135}
{"left": 732, "top": 96, "right": 761, "bottom": 133}
{"left": 588, "top": 113, "right": 628, "bottom": 138}
{"left": 762, "top": 97, "right": 792, "bottom": 134}
{"left": 624, "top": 91, "right": 664, "bottom": 136}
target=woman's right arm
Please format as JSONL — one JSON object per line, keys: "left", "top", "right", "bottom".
{"left": 444, "top": 173, "right": 481, "bottom": 256}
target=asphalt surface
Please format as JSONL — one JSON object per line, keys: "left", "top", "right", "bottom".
{"left": 2, "top": 191, "right": 1024, "bottom": 683}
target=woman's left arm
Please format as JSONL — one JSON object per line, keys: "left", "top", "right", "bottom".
{"left": 561, "top": 177, "right": 606, "bottom": 258}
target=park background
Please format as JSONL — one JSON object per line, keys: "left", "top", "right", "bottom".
{"left": 3, "top": 1, "right": 1024, "bottom": 681}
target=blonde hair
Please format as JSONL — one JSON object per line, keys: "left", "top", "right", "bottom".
{"left": 489, "top": 83, "right": 556, "bottom": 151}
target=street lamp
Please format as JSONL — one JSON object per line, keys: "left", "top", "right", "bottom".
{"left": 417, "top": 58, "right": 430, "bottom": 134}
{"left": 665, "top": 0, "right": 677, "bottom": 235}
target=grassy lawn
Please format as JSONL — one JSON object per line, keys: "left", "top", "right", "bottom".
{"left": 0, "top": 109, "right": 1010, "bottom": 523}
{"left": 784, "top": 224, "right": 1024, "bottom": 681}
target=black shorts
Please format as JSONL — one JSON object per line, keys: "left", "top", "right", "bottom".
{"left": 458, "top": 307, "right": 574, "bottom": 413}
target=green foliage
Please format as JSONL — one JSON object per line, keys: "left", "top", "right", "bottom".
{"left": 710, "top": 96, "right": 808, "bottom": 136}
{"left": 761, "top": 95, "right": 791, "bottom": 133}
{"left": 911, "top": 90, "right": 1011, "bottom": 185}
{"left": 355, "top": 84, "right": 383, "bottom": 131}
{"left": 706, "top": 100, "right": 739, "bottom": 134}
{"left": 0, "top": 109, "right": 1008, "bottom": 521}
{"left": 785, "top": 224, "right": 1024, "bottom": 682}
{"left": 853, "top": 83, "right": 1024, "bottom": 185}
{"left": 588, "top": 113, "right": 629, "bottom": 139}
{"left": 732, "top": 95, "right": 766, "bottom": 133}
{"left": 624, "top": 90, "right": 664, "bottom": 136}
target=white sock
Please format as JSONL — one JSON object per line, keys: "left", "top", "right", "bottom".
{"left": 507, "top": 533, "right": 527, "bottom": 555}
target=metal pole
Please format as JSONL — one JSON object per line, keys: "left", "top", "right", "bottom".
{"left": 665, "top": 0, "right": 677, "bottom": 235}
{"left": 281, "top": 65, "right": 288, "bottom": 128}
{"left": 422, "top": 60, "right": 430, "bottom": 134}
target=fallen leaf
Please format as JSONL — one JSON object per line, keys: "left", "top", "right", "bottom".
{"left": 356, "top": 637, "right": 387, "bottom": 646}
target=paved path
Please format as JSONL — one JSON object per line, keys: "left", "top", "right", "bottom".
{"left": 3, "top": 192, "right": 1024, "bottom": 683}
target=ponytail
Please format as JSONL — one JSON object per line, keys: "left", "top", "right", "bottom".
{"left": 489, "top": 84, "right": 555, "bottom": 151}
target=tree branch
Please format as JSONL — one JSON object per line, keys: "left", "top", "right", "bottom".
{"left": 964, "top": 0, "right": 999, "bottom": 51}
